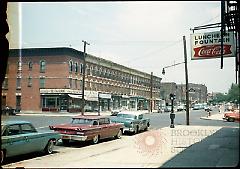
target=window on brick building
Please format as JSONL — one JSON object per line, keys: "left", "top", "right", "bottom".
{"left": 28, "top": 61, "right": 33, "bottom": 71}
{"left": 17, "top": 61, "right": 22, "bottom": 73}
{"left": 40, "top": 60, "right": 46, "bottom": 73}
{"left": 80, "top": 63, "right": 83, "bottom": 74}
{"left": 69, "top": 60, "right": 73, "bottom": 72}
{"left": 16, "top": 77, "right": 21, "bottom": 89}
{"left": 28, "top": 76, "right": 32, "bottom": 87}
{"left": 80, "top": 80, "right": 83, "bottom": 89}
{"left": 75, "top": 62, "right": 78, "bottom": 73}
{"left": 39, "top": 77, "right": 45, "bottom": 88}
{"left": 69, "top": 78, "right": 72, "bottom": 88}
{"left": 75, "top": 79, "right": 77, "bottom": 89}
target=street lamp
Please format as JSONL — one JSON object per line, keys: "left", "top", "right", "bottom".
{"left": 161, "top": 36, "right": 190, "bottom": 125}
{"left": 169, "top": 93, "right": 176, "bottom": 128}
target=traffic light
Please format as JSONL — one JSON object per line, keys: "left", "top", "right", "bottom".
{"left": 169, "top": 93, "right": 176, "bottom": 100}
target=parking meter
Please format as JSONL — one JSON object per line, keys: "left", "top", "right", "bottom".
{"left": 169, "top": 93, "right": 176, "bottom": 128}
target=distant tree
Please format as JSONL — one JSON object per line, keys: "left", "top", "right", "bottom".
{"left": 226, "top": 83, "right": 240, "bottom": 104}
{"left": 213, "top": 93, "right": 227, "bottom": 103}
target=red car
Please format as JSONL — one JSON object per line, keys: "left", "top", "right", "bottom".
{"left": 223, "top": 109, "right": 240, "bottom": 122}
{"left": 49, "top": 115, "right": 124, "bottom": 145}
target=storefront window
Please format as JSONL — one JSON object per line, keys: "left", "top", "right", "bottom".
{"left": 42, "top": 97, "right": 59, "bottom": 108}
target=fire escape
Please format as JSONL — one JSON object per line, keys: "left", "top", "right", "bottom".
{"left": 191, "top": 1, "right": 240, "bottom": 85}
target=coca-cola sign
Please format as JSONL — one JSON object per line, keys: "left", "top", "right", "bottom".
{"left": 191, "top": 31, "right": 235, "bottom": 60}
{"left": 194, "top": 45, "right": 232, "bottom": 58}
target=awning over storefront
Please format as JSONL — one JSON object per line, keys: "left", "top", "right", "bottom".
{"left": 68, "top": 94, "right": 82, "bottom": 99}
{"left": 68, "top": 92, "right": 99, "bottom": 101}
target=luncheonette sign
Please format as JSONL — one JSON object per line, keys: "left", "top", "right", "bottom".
{"left": 191, "top": 31, "right": 235, "bottom": 60}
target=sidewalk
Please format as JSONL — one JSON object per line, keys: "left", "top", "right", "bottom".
{"left": 3, "top": 125, "right": 238, "bottom": 168}
{"left": 200, "top": 112, "right": 224, "bottom": 121}
{"left": 15, "top": 110, "right": 153, "bottom": 117}
{"left": 16, "top": 111, "right": 112, "bottom": 117}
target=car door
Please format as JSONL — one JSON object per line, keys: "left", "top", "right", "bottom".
{"left": 104, "top": 118, "right": 118, "bottom": 137}
{"left": 99, "top": 118, "right": 111, "bottom": 138}
{"left": 2, "top": 124, "right": 29, "bottom": 157}
{"left": 20, "top": 123, "right": 45, "bottom": 152}
{"left": 138, "top": 114, "right": 145, "bottom": 131}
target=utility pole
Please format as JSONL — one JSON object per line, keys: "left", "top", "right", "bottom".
{"left": 183, "top": 36, "right": 190, "bottom": 125}
{"left": 81, "top": 40, "right": 90, "bottom": 115}
{"left": 150, "top": 72, "right": 153, "bottom": 113}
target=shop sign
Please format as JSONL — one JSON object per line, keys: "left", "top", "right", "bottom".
{"left": 99, "top": 93, "right": 111, "bottom": 99}
{"left": 85, "top": 91, "right": 98, "bottom": 101}
{"left": 121, "top": 95, "right": 129, "bottom": 99}
{"left": 191, "top": 31, "right": 235, "bottom": 60}
{"left": 40, "top": 89, "right": 81, "bottom": 94}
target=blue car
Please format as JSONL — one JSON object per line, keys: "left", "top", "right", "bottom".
{"left": 1, "top": 120, "right": 61, "bottom": 163}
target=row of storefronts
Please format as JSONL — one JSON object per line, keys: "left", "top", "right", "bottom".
{"left": 40, "top": 89, "right": 157, "bottom": 112}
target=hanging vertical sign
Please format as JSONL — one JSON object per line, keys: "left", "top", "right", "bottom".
{"left": 190, "top": 31, "right": 235, "bottom": 60}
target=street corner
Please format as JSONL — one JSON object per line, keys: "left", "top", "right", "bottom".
{"left": 200, "top": 113, "right": 224, "bottom": 121}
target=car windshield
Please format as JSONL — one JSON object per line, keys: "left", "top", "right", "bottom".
{"left": 71, "top": 118, "right": 95, "bottom": 125}
{"left": 117, "top": 113, "right": 136, "bottom": 119}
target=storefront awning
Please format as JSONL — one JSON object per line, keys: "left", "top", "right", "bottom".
{"left": 68, "top": 94, "right": 98, "bottom": 101}
{"left": 68, "top": 94, "right": 82, "bottom": 99}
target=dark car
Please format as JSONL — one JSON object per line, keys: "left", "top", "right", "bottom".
{"left": 111, "top": 110, "right": 121, "bottom": 116}
{"left": 1, "top": 106, "right": 16, "bottom": 116}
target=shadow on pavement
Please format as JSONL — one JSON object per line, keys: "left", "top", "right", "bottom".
{"left": 160, "top": 127, "right": 239, "bottom": 168}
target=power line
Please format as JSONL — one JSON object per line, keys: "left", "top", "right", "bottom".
{"left": 121, "top": 39, "right": 182, "bottom": 64}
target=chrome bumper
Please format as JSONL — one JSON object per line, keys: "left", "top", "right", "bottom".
{"left": 61, "top": 134, "right": 88, "bottom": 141}
{"left": 123, "top": 127, "right": 135, "bottom": 133}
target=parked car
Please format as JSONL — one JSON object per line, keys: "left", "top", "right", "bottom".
{"left": 110, "top": 111, "right": 150, "bottom": 134}
{"left": 192, "top": 104, "right": 203, "bottom": 110}
{"left": 111, "top": 109, "right": 121, "bottom": 116}
{"left": 1, "top": 120, "right": 61, "bottom": 163}
{"left": 164, "top": 106, "right": 172, "bottom": 112}
{"left": 1, "top": 106, "right": 16, "bottom": 116}
{"left": 177, "top": 105, "right": 186, "bottom": 112}
{"left": 49, "top": 115, "right": 124, "bottom": 145}
{"left": 223, "top": 109, "right": 240, "bottom": 122}
{"left": 204, "top": 105, "right": 212, "bottom": 112}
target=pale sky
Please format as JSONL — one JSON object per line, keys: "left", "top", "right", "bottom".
{"left": 8, "top": 1, "right": 237, "bottom": 93}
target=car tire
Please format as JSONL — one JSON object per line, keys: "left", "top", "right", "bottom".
{"left": 45, "top": 140, "right": 54, "bottom": 154}
{"left": 134, "top": 126, "right": 139, "bottom": 134}
{"left": 1, "top": 150, "right": 5, "bottom": 164}
{"left": 62, "top": 139, "right": 70, "bottom": 145}
{"left": 144, "top": 122, "right": 150, "bottom": 131}
{"left": 228, "top": 117, "right": 235, "bottom": 122}
{"left": 115, "top": 129, "right": 122, "bottom": 139}
{"left": 92, "top": 135, "right": 99, "bottom": 144}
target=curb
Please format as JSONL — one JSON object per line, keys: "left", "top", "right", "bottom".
{"left": 200, "top": 117, "right": 212, "bottom": 120}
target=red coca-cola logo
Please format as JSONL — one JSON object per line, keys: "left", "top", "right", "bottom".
{"left": 194, "top": 45, "right": 232, "bottom": 58}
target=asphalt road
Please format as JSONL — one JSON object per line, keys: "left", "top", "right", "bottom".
{"left": 2, "top": 108, "right": 238, "bottom": 131}
{"left": 1, "top": 108, "right": 239, "bottom": 167}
